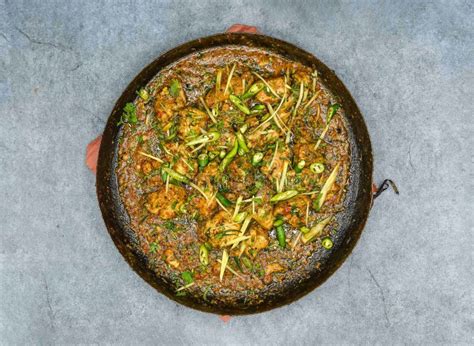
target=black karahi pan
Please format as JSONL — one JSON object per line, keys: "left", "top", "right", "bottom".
{"left": 96, "top": 33, "right": 373, "bottom": 314}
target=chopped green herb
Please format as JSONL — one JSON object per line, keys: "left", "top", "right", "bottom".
{"left": 137, "top": 88, "right": 149, "bottom": 101}
{"left": 149, "top": 242, "right": 159, "bottom": 253}
{"left": 117, "top": 103, "right": 137, "bottom": 125}
{"left": 181, "top": 271, "right": 194, "bottom": 284}
{"left": 321, "top": 237, "right": 333, "bottom": 249}
{"left": 163, "top": 220, "right": 176, "bottom": 231}
{"left": 169, "top": 79, "right": 181, "bottom": 97}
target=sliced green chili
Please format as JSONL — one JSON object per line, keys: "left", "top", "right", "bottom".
{"left": 310, "top": 162, "right": 325, "bottom": 174}
{"left": 327, "top": 103, "right": 341, "bottom": 122}
{"left": 241, "top": 82, "right": 264, "bottom": 100}
{"left": 273, "top": 218, "right": 284, "bottom": 227}
{"left": 300, "top": 226, "right": 310, "bottom": 234}
{"left": 216, "top": 192, "right": 233, "bottom": 207}
{"left": 270, "top": 190, "right": 299, "bottom": 203}
{"left": 295, "top": 160, "right": 306, "bottom": 173}
{"left": 208, "top": 152, "right": 217, "bottom": 160}
{"left": 321, "top": 237, "right": 333, "bottom": 249}
{"left": 162, "top": 167, "right": 190, "bottom": 184}
{"left": 276, "top": 225, "right": 286, "bottom": 248}
{"left": 160, "top": 163, "right": 169, "bottom": 182}
{"left": 229, "top": 94, "right": 250, "bottom": 114}
{"left": 198, "top": 153, "right": 209, "bottom": 168}
{"left": 236, "top": 132, "right": 249, "bottom": 153}
{"left": 186, "top": 132, "right": 220, "bottom": 146}
{"left": 137, "top": 88, "right": 149, "bottom": 101}
{"left": 241, "top": 256, "right": 252, "bottom": 270}
{"left": 250, "top": 104, "right": 266, "bottom": 114}
{"left": 219, "top": 139, "right": 239, "bottom": 172}
{"left": 199, "top": 244, "right": 209, "bottom": 265}
{"left": 252, "top": 152, "right": 264, "bottom": 166}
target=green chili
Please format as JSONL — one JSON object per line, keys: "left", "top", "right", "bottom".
{"left": 208, "top": 152, "right": 217, "bottom": 160}
{"left": 252, "top": 152, "right": 264, "bottom": 166}
{"left": 295, "top": 160, "right": 306, "bottom": 173}
{"left": 219, "top": 150, "right": 226, "bottom": 159}
{"left": 241, "top": 82, "right": 264, "bottom": 100}
{"left": 270, "top": 190, "right": 299, "bottom": 203}
{"left": 160, "top": 163, "right": 169, "bottom": 182}
{"left": 276, "top": 225, "right": 286, "bottom": 248}
{"left": 250, "top": 104, "right": 266, "bottom": 114}
{"left": 229, "top": 94, "right": 250, "bottom": 114}
{"left": 273, "top": 218, "right": 284, "bottom": 227}
{"left": 321, "top": 237, "right": 333, "bottom": 249}
{"left": 137, "top": 88, "right": 149, "bottom": 101}
{"left": 219, "top": 140, "right": 239, "bottom": 172}
{"left": 162, "top": 167, "right": 190, "bottom": 184}
{"left": 216, "top": 192, "right": 233, "bottom": 207}
{"left": 186, "top": 132, "right": 220, "bottom": 146}
{"left": 300, "top": 226, "right": 310, "bottom": 234}
{"left": 198, "top": 153, "right": 209, "bottom": 168}
{"left": 327, "top": 103, "right": 341, "bottom": 122}
{"left": 310, "top": 162, "right": 325, "bottom": 174}
{"left": 199, "top": 244, "right": 209, "bottom": 265}
{"left": 241, "top": 256, "right": 252, "bottom": 270}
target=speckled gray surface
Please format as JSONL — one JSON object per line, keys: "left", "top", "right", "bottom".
{"left": 1, "top": 0, "right": 473, "bottom": 344}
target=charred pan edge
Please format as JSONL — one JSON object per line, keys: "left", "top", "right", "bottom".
{"left": 96, "top": 33, "right": 373, "bottom": 315}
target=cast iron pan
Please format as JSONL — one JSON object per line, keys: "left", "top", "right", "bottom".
{"left": 96, "top": 33, "right": 373, "bottom": 314}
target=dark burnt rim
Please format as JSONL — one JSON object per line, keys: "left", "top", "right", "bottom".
{"left": 96, "top": 32, "right": 373, "bottom": 315}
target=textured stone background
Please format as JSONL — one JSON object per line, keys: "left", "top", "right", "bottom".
{"left": 1, "top": 0, "right": 472, "bottom": 344}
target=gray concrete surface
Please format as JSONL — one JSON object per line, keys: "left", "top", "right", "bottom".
{"left": 1, "top": 0, "right": 473, "bottom": 344}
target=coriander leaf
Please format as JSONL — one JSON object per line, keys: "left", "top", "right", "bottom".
{"left": 149, "top": 242, "right": 159, "bottom": 254}
{"left": 169, "top": 79, "right": 181, "bottom": 98}
{"left": 117, "top": 102, "right": 137, "bottom": 125}
{"left": 181, "top": 271, "right": 194, "bottom": 284}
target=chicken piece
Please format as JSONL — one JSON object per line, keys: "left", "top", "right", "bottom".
{"left": 190, "top": 195, "right": 218, "bottom": 219}
{"left": 177, "top": 108, "right": 208, "bottom": 140}
{"left": 260, "top": 146, "right": 292, "bottom": 182}
{"left": 246, "top": 224, "right": 269, "bottom": 251}
{"left": 263, "top": 263, "right": 284, "bottom": 284}
{"left": 154, "top": 83, "right": 186, "bottom": 124}
{"left": 251, "top": 185, "right": 274, "bottom": 230}
{"left": 202, "top": 211, "right": 240, "bottom": 248}
{"left": 225, "top": 157, "right": 257, "bottom": 199}
{"left": 145, "top": 185, "right": 186, "bottom": 219}
{"left": 255, "top": 77, "right": 285, "bottom": 104}
{"left": 141, "top": 160, "right": 153, "bottom": 175}
{"left": 246, "top": 123, "right": 280, "bottom": 149}
{"left": 273, "top": 195, "right": 310, "bottom": 228}
{"left": 163, "top": 249, "right": 180, "bottom": 269}
{"left": 174, "top": 156, "right": 198, "bottom": 179}
{"left": 293, "top": 70, "right": 311, "bottom": 86}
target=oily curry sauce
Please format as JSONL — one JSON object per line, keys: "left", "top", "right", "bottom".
{"left": 116, "top": 46, "right": 350, "bottom": 305}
